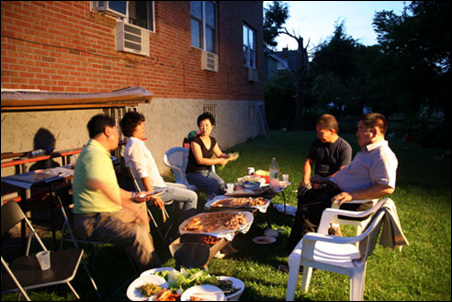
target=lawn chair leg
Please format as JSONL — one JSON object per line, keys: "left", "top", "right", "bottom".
{"left": 148, "top": 208, "right": 168, "bottom": 245}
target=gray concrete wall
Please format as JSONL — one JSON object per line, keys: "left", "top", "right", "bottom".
{"left": 1, "top": 99, "right": 265, "bottom": 176}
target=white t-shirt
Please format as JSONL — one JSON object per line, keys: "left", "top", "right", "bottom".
{"left": 123, "top": 137, "right": 166, "bottom": 190}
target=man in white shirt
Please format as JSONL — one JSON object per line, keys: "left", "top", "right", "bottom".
{"left": 120, "top": 112, "right": 198, "bottom": 228}
{"left": 287, "top": 113, "right": 398, "bottom": 253}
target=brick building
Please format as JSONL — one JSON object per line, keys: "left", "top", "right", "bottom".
{"left": 1, "top": 1, "right": 266, "bottom": 174}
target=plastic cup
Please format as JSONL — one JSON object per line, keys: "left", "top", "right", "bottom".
{"left": 247, "top": 167, "right": 255, "bottom": 175}
{"left": 36, "top": 250, "right": 51, "bottom": 270}
{"left": 283, "top": 174, "right": 289, "bottom": 182}
{"left": 227, "top": 183, "right": 234, "bottom": 194}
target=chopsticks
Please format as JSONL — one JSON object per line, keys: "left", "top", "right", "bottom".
{"left": 161, "top": 207, "right": 169, "bottom": 223}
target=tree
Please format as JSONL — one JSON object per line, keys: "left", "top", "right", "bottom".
{"left": 263, "top": 1, "right": 289, "bottom": 51}
{"left": 264, "top": 1, "right": 310, "bottom": 129}
{"left": 373, "top": 1, "right": 451, "bottom": 147}
{"left": 264, "top": 70, "right": 296, "bottom": 129}
{"left": 310, "top": 21, "right": 362, "bottom": 117}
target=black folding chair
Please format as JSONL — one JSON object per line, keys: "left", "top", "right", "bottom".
{"left": 125, "top": 167, "right": 175, "bottom": 245}
{"left": 1, "top": 200, "right": 88, "bottom": 301}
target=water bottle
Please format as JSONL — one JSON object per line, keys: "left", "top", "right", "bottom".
{"left": 27, "top": 149, "right": 45, "bottom": 158}
{"left": 269, "top": 157, "right": 280, "bottom": 190}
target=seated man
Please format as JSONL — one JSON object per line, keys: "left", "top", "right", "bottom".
{"left": 299, "top": 114, "right": 352, "bottom": 195}
{"left": 119, "top": 111, "right": 198, "bottom": 227}
{"left": 287, "top": 113, "right": 398, "bottom": 253}
{"left": 72, "top": 114, "right": 164, "bottom": 272}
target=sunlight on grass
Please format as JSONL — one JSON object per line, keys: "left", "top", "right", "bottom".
{"left": 2, "top": 131, "right": 450, "bottom": 301}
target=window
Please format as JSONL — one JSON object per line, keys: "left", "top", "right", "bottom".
{"left": 94, "top": 1, "right": 154, "bottom": 31}
{"left": 128, "top": 1, "right": 154, "bottom": 31}
{"left": 243, "top": 24, "right": 256, "bottom": 69}
{"left": 191, "top": 1, "right": 217, "bottom": 53}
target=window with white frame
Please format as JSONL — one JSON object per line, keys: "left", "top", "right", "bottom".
{"left": 190, "top": 1, "right": 217, "bottom": 53}
{"left": 243, "top": 24, "right": 256, "bottom": 69}
{"left": 93, "top": 1, "right": 154, "bottom": 31}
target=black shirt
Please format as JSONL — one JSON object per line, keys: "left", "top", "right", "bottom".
{"left": 307, "top": 137, "right": 352, "bottom": 177}
{"left": 186, "top": 135, "right": 217, "bottom": 173}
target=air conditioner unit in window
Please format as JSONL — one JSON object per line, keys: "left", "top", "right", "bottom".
{"left": 116, "top": 21, "right": 150, "bottom": 56}
{"left": 248, "top": 68, "right": 258, "bottom": 82}
{"left": 94, "top": 1, "right": 127, "bottom": 18}
{"left": 201, "top": 51, "right": 218, "bottom": 72}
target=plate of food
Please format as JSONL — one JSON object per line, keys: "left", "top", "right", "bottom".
{"left": 206, "top": 196, "right": 270, "bottom": 211}
{"left": 149, "top": 289, "right": 181, "bottom": 301}
{"left": 126, "top": 274, "right": 168, "bottom": 301}
{"left": 279, "top": 181, "right": 292, "bottom": 188}
{"left": 180, "top": 284, "right": 225, "bottom": 301}
{"left": 252, "top": 236, "right": 276, "bottom": 245}
{"left": 140, "top": 267, "right": 176, "bottom": 278}
{"left": 179, "top": 211, "right": 254, "bottom": 239}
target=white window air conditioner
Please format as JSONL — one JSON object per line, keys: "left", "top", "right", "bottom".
{"left": 248, "top": 68, "right": 258, "bottom": 82}
{"left": 201, "top": 51, "right": 218, "bottom": 72}
{"left": 94, "top": 1, "right": 127, "bottom": 18}
{"left": 116, "top": 21, "right": 150, "bottom": 56}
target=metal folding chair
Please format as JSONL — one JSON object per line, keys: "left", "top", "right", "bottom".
{"left": 1, "top": 200, "right": 88, "bottom": 301}
{"left": 125, "top": 167, "right": 174, "bottom": 245}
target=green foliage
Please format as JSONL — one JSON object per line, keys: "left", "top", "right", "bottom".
{"left": 264, "top": 70, "right": 296, "bottom": 129}
{"left": 263, "top": 1, "right": 289, "bottom": 50}
{"left": 268, "top": 1, "right": 450, "bottom": 142}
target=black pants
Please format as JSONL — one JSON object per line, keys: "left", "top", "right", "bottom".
{"left": 287, "top": 184, "right": 373, "bottom": 253}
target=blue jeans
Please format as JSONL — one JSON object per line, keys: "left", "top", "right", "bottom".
{"left": 186, "top": 169, "right": 226, "bottom": 200}
{"left": 156, "top": 182, "right": 198, "bottom": 225}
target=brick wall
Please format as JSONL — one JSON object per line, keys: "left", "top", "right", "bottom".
{"left": 1, "top": 1, "right": 266, "bottom": 174}
{"left": 1, "top": 1, "right": 264, "bottom": 100}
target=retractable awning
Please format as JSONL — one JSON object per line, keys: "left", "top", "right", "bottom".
{"left": 1, "top": 86, "right": 151, "bottom": 112}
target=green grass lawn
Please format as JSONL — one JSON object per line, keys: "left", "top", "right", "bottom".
{"left": 2, "top": 130, "right": 451, "bottom": 301}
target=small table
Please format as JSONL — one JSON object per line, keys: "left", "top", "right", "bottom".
{"left": 221, "top": 180, "right": 291, "bottom": 229}
{"left": 226, "top": 179, "right": 291, "bottom": 211}
{"left": 1, "top": 166, "right": 74, "bottom": 249}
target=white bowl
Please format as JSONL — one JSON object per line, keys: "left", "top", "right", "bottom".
{"left": 180, "top": 284, "right": 225, "bottom": 301}
{"left": 217, "top": 276, "right": 245, "bottom": 301}
{"left": 126, "top": 274, "right": 168, "bottom": 301}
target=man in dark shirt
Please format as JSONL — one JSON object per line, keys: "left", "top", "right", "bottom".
{"left": 299, "top": 114, "right": 352, "bottom": 194}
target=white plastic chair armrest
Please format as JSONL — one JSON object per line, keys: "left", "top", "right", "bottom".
{"left": 303, "top": 232, "right": 362, "bottom": 245}
{"left": 331, "top": 198, "right": 378, "bottom": 209}
{"left": 318, "top": 203, "right": 379, "bottom": 234}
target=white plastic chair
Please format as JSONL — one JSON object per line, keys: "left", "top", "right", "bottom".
{"left": 163, "top": 147, "right": 215, "bottom": 191}
{"left": 286, "top": 198, "right": 398, "bottom": 301}
{"left": 330, "top": 199, "right": 378, "bottom": 237}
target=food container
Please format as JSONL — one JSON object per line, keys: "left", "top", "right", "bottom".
{"left": 217, "top": 276, "right": 245, "bottom": 301}
{"left": 243, "top": 181, "right": 260, "bottom": 189}
{"left": 254, "top": 172, "right": 269, "bottom": 184}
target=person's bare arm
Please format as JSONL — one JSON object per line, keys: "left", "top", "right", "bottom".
{"left": 191, "top": 141, "right": 228, "bottom": 166}
{"left": 331, "top": 184, "right": 395, "bottom": 206}
{"left": 301, "top": 158, "right": 313, "bottom": 186}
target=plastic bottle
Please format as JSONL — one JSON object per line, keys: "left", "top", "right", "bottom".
{"left": 27, "top": 149, "right": 45, "bottom": 158}
{"left": 269, "top": 157, "right": 280, "bottom": 190}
